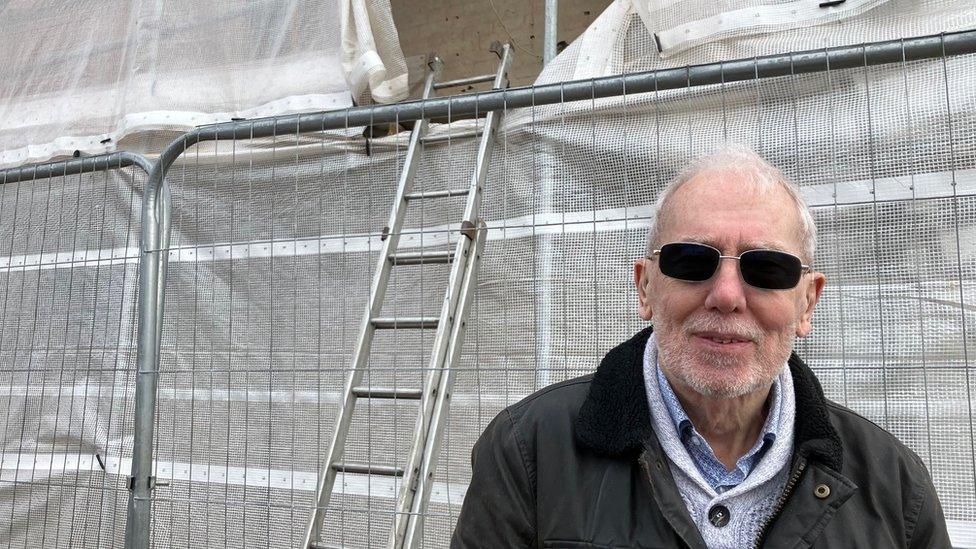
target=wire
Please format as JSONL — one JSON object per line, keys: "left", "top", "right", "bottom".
{"left": 487, "top": 0, "right": 544, "bottom": 60}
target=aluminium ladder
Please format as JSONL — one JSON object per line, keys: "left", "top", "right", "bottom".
{"left": 304, "top": 42, "right": 514, "bottom": 549}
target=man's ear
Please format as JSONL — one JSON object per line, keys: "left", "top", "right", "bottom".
{"left": 796, "top": 271, "right": 826, "bottom": 337}
{"left": 634, "top": 259, "right": 653, "bottom": 321}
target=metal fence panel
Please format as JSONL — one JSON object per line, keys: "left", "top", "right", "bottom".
{"left": 137, "top": 32, "right": 976, "bottom": 548}
{"left": 0, "top": 154, "right": 151, "bottom": 548}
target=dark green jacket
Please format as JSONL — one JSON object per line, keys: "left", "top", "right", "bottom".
{"left": 452, "top": 327, "right": 950, "bottom": 548}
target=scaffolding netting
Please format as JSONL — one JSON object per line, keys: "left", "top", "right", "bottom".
{"left": 1, "top": 0, "right": 975, "bottom": 547}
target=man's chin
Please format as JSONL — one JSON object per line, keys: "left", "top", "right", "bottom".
{"left": 674, "top": 364, "right": 763, "bottom": 399}
{"left": 689, "top": 380, "right": 760, "bottom": 399}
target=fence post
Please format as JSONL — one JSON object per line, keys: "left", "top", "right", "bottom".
{"left": 123, "top": 152, "right": 172, "bottom": 549}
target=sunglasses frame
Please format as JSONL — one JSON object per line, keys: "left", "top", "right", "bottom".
{"left": 647, "top": 242, "right": 813, "bottom": 290}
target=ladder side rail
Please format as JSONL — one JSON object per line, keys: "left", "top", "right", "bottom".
{"left": 391, "top": 44, "right": 513, "bottom": 547}
{"left": 303, "top": 63, "right": 442, "bottom": 549}
{"left": 389, "top": 232, "right": 473, "bottom": 547}
{"left": 401, "top": 222, "right": 487, "bottom": 549}
{"left": 459, "top": 43, "right": 513, "bottom": 229}
{"left": 389, "top": 224, "right": 473, "bottom": 545}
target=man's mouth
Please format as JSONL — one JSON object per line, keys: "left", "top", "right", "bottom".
{"left": 694, "top": 332, "right": 753, "bottom": 345}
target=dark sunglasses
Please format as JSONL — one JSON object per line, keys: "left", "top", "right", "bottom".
{"left": 648, "top": 242, "right": 812, "bottom": 290}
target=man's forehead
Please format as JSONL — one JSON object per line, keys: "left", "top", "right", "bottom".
{"left": 658, "top": 171, "right": 804, "bottom": 251}
{"left": 672, "top": 168, "right": 771, "bottom": 200}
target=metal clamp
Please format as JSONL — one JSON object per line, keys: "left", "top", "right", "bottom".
{"left": 127, "top": 476, "right": 170, "bottom": 491}
{"left": 460, "top": 220, "right": 478, "bottom": 241}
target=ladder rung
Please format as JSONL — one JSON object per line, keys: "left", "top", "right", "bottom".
{"left": 433, "top": 74, "right": 496, "bottom": 90}
{"left": 404, "top": 187, "right": 469, "bottom": 201}
{"left": 389, "top": 250, "right": 454, "bottom": 265}
{"left": 420, "top": 129, "right": 483, "bottom": 145}
{"left": 352, "top": 386, "right": 423, "bottom": 399}
{"left": 332, "top": 462, "right": 404, "bottom": 476}
{"left": 371, "top": 317, "right": 439, "bottom": 329}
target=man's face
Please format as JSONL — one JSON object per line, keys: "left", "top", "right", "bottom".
{"left": 634, "top": 170, "right": 825, "bottom": 399}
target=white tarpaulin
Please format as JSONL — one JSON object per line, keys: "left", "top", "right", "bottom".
{"left": 0, "top": 0, "right": 408, "bottom": 168}
{"left": 2, "top": 0, "right": 976, "bottom": 547}
{"left": 556, "top": 0, "right": 976, "bottom": 80}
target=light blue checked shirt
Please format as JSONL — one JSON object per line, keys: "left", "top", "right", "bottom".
{"left": 655, "top": 363, "right": 783, "bottom": 493}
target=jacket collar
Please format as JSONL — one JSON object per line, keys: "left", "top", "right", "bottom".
{"left": 575, "top": 326, "right": 844, "bottom": 472}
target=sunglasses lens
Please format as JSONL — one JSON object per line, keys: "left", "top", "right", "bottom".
{"left": 740, "top": 250, "right": 803, "bottom": 289}
{"left": 658, "top": 243, "right": 720, "bottom": 281}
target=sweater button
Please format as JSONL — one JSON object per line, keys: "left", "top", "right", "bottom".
{"left": 708, "top": 505, "right": 730, "bottom": 527}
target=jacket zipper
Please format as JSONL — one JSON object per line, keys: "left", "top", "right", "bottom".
{"left": 751, "top": 456, "right": 808, "bottom": 549}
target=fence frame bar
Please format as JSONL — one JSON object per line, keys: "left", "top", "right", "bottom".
{"left": 124, "top": 29, "right": 976, "bottom": 549}
{"left": 0, "top": 152, "right": 152, "bottom": 184}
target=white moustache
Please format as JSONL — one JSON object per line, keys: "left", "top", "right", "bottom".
{"left": 682, "top": 315, "right": 764, "bottom": 342}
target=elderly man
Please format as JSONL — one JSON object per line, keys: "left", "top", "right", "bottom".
{"left": 451, "top": 146, "right": 949, "bottom": 548}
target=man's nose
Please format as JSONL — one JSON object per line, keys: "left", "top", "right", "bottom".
{"left": 703, "top": 258, "right": 748, "bottom": 313}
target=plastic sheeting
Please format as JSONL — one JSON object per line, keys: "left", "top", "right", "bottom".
{"left": 148, "top": 3, "right": 973, "bottom": 543}
{"left": 637, "top": 0, "right": 893, "bottom": 58}
{"left": 562, "top": 0, "right": 976, "bottom": 80}
{"left": 2, "top": 0, "right": 976, "bottom": 547}
{"left": 0, "top": 0, "right": 408, "bottom": 168}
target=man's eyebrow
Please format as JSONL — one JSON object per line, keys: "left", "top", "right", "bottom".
{"left": 668, "top": 235, "right": 793, "bottom": 252}
{"left": 672, "top": 235, "right": 711, "bottom": 245}
{"left": 649, "top": 235, "right": 711, "bottom": 251}
{"left": 742, "top": 240, "right": 792, "bottom": 251}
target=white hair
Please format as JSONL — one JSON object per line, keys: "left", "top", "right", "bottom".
{"left": 646, "top": 144, "right": 817, "bottom": 263}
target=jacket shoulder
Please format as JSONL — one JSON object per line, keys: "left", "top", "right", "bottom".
{"left": 470, "top": 374, "right": 596, "bottom": 495}
{"left": 505, "top": 374, "right": 594, "bottom": 425}
{"left": 825, "top": 400, "right": 928, "bottom": 472}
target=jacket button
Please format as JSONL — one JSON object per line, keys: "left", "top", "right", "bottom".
{"left": 814, "top": 484, "right": 831, "bottom": 499}
{"left": 708, "top": 505, "right": 730, "bottom": 527}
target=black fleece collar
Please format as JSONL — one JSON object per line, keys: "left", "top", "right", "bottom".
{"left": 574, "top": 326, "right": 844, "bottom": 473}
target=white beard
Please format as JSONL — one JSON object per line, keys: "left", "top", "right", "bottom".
{"left": 654, "top": 313, "right": 795, "bottom": 398}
